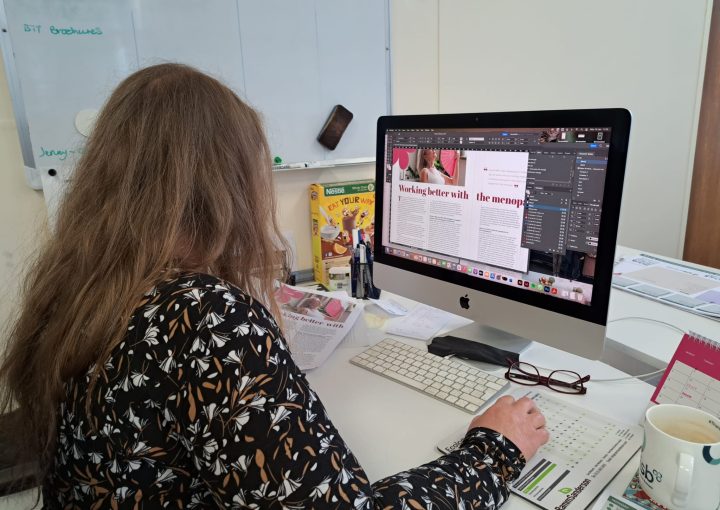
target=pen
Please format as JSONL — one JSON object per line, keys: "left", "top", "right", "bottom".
{"left": 363, "top": 248, "right": 374, "bottom": 298}
{"left": 357, "top": 244, "right": 366, "bottom": 299}
{"left": 363, "top": 239, "right": 379, "bottom": 299}
{"left": 351, "top": 245, "right": 359, "bottom": 297}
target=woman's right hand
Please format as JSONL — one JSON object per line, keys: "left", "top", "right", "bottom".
{"left": 468, "top": 395, "right": 549, "bottom": 460}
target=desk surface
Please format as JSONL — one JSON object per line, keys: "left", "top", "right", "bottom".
{"left": 606, "top": 246, "right": 720, "bottom": 369}
{"left": 307, "top": 337, "right": 654, "bottom": 509}
{"left": 305, "top": 246, "right": 720, "bottom": 509}
{"left": 1, "top": 247, "right": 715, "bottom": 509}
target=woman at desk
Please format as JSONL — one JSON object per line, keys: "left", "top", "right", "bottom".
{"left": 0, "top": 64, "right": 548, "bottom": 509}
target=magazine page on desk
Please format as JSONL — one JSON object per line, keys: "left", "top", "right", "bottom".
{"left": 275, "top": 284, "right": 362, "bottom": 370}
{"left": 612, "top": 254, "right": 720, "bottom": 320}
{"left": 438, "top": 389, "right": 643, "bottom": 510}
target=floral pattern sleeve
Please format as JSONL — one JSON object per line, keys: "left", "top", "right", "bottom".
{"left": 43, "top": 273, "right": 525, "bottom": 509}
{"left": 175, "top": 277, "right": 526, "bottom": 509}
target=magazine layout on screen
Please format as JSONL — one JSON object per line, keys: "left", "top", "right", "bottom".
{"left": 390, "top": 150, "right": 530, "bottom": 272}
{"left": 382, "top": 126, "right": 612, "bottom": 307}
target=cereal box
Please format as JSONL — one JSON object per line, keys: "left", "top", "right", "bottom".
{"left": 310, "top": 180, "right": 375, "bottom": 288}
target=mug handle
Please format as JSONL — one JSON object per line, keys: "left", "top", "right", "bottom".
{"left": 671, "top": 452, "right": 694, "bottom": 508}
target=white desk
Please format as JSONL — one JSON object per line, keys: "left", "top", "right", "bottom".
{"left": 2, "top": 248, "right": 716, "bottom": 510}
{"left": 606, "top": 246, "right": 720, "bottom": 371}
{"left": 306, "top": 246, "right": 720, "bottom": 509}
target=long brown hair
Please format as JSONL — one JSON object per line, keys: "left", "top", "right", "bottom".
{"left": 0, "top": 63, "right": 288, "bottom": 478}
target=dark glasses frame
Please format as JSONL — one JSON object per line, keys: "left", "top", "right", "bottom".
{"left": 505, "top": 360, "right": 590, "bottom": 394}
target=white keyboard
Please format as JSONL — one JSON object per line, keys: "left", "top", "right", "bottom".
{"left": 350, "top": 338, "right": 509, "bottom": 413}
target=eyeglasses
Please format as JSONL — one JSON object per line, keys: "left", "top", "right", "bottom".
{"left": 505, "top": 360, "right": 590, "bottom": 394}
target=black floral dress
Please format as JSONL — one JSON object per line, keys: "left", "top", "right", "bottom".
{"left": 43, "top": 273, "right": 525, "bottom": 509}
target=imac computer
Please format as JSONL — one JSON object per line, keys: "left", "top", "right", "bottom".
{"left": 373, "top": 109, "right": 631, "bottom": 359}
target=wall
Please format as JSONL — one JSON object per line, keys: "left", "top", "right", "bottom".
{"left": 274, "top": 0, "right": 440, "bottom": 271}
{"left": 0, "top": 0, "right": 713, "bottom": 300}
{"left": 0, "top": 53, "right": 46, "bottom": 339}
{"left": 379, "top": 0, "right": 714, "bottom": 259}
{"left": 431, "top": 0, "right": 711, "bottom": 258}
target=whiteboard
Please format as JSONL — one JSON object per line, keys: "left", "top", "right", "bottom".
{"left": 0, "top": 0, "right": 391, "bottom": 187}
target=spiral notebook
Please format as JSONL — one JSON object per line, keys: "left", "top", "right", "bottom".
{"left": 651, "top": 332, "right": 720, "bottom": 417}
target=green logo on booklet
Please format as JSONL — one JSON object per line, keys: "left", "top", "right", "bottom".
{"left": 558, "top": 487, "right": 572, "bottom": 494}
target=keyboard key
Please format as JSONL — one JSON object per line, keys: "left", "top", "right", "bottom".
{"left": 464, "top": 395, "right": 484, "bottom": 406}
{"left": 384, "top": 371, "right": 426, "bottom": 390}
{"left": 350, "top": 339, "right": 506, "bottom": 414}
{"left": 483, "top": 390, "right": 498, "bottom": 400}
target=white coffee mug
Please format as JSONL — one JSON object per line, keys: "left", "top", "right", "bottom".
{"left": 639, "top": 404, "right": 720, "bottom": 509}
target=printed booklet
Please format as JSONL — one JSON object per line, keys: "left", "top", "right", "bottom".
{"left": 437, "top": 389, "right": 643, "bottom": 509}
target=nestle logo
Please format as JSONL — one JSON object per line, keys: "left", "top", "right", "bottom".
{"left": 325, "top": 187, "right": 344, "bottom": 195}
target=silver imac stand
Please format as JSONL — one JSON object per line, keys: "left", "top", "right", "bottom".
{"left": 441, "top": 322, "right": 533, "bottom": 355}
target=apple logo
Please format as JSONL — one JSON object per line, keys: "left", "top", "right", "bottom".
{"left": 459, "top": 294, "right": 470, "bottom": 309}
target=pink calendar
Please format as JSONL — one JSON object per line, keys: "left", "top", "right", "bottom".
{"left": 651, "top": 332, "right": 720, "bottom": 417}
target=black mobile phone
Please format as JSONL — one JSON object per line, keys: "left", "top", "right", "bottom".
{"left": 317, "top": 105, "right": 353, "bottom": 150}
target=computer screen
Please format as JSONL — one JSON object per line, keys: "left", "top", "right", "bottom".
{"left": 373, "top": 109, "right": 630, "bottom": 359}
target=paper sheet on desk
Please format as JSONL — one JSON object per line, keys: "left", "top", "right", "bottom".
{"left": 368, "top": 298, "right": 409, "bottom": 316}
{"left": 385, "top": 304, "right": 451, "bottom": 340}
{"left": 321, "top": 292, "right": 385, "bottom": 348}
{"left": 438, "top": 389, "right": 643, "bottom": 510}
{"left": 603, "top": 495, "right": 645, "bottom": 510}
{"left": 613, "top": 254, "right": 720, "bottom": 320}
{"left": 275, "top": 284, "right": 362, "bottom": 370}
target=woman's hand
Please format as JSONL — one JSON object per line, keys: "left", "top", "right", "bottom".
{"left": 468, "top": 395, "right": 549, "bottom": 460}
